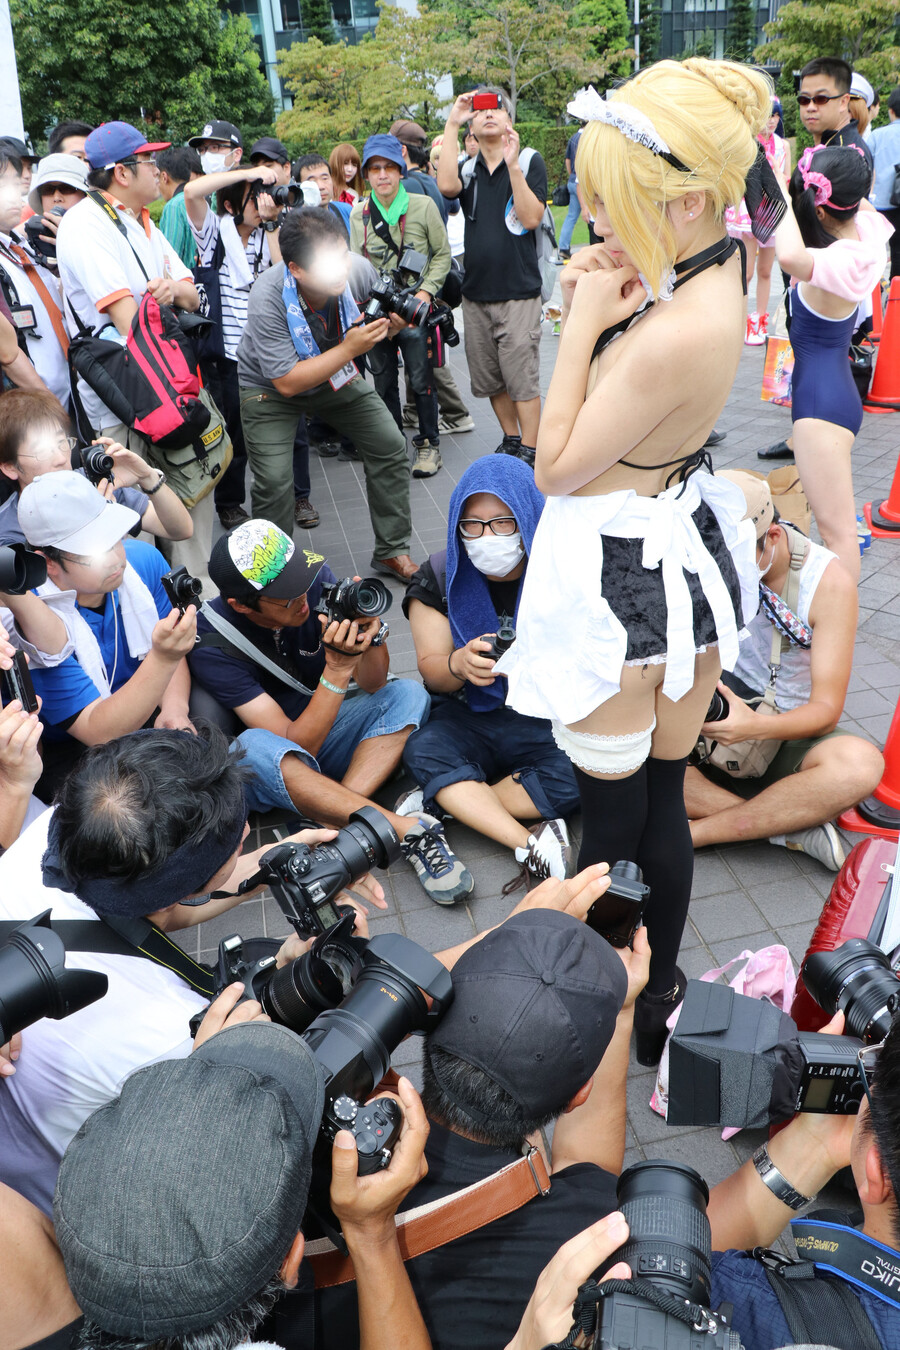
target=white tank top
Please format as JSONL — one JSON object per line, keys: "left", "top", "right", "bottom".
{"left": 732, "top": 535, "right": 836, "bottom": 712}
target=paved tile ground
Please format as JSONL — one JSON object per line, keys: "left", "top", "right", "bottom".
{"left": 175, "top": 265, "right": 900, "bottom": 1235}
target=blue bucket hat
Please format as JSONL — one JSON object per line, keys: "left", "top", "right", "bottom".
{"left": 362, "top": 134, "right": 406, "bottom": 172}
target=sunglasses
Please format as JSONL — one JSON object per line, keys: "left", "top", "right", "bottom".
{"left": 797, "top": 93, "right": 843, "bottom": 108}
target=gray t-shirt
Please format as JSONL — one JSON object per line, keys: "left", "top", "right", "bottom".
{"left": 237, "top": 256, "right": 379, "bottom": 393}
{"left": 0, "top": 476, "right": 149, "bottom": 547}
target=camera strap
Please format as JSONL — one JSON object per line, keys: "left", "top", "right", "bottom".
{"left": 790, "top": 1217, "right": 900, "bottom": 1310}
{"left": 361, "top": 198, "right": 405, "bottom": 263}
{"left": 197, "top": 602, "right": 318, "bottom": 697}
{"left": 0, "top": 915, "right": 218, "bottom": 998}
{"left": 305, "top": 1143, "right": 550, "bottom": 1288}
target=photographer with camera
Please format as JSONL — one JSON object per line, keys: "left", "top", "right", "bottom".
{"left": 24, "top": 153, "right": 88, "bottom": 273}
{"left": 238, "top": 207, "right": 418, "bottom": 579}
{"left": 349, "top": 134, "right": 450, "bottom": 480}
{"left": 400, "top": 455, "right": 578, "bottom": 901}
{"left": 0, "top": 389, "right": 193, "bottom": 548}
{"left": 686, "top": 472, "right": 883, "bottom": 871}
{"left": 15, "top": 471, "right": 197, "bottom": 797}
{"left": 188, "top": 518, "right": 473, "bottom": 897}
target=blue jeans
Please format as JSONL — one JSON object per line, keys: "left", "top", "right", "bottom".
{"left": 237, "top": 680, "right": 431, "bottom": 816}
{"left": 558, "top": 175, "right": 581, "bottom": 254}
{"left": 401, "top": 696, "right": 579, "bottom": 821}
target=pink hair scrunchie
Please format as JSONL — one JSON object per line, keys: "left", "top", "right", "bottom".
{"left": 797, "top": 145, "right": 832, "bottom": 206}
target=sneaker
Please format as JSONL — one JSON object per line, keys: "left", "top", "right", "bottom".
{"left": 294, "top": 496, "right": 320, "bottom": 528}
{"left": 402, "top": 405, "right": 419, "bottom": 429}
{"left": 745, "top": 312, "right": 765, "bottom": 346}
{"left": 515, "top": 444, "right": 536, "bottom": 468}
{"left": 310, "top": 438, "right": 340, "bottom": 458}
{"left": 559, "top": 248, "right": 572, "bottom": 261}
{"left": 217, "top": 505, "right": 250, "bottom": 530}
{"left": 514, "top": 818, "right": 571, "bottom": 881}
{"left": 402, "top": 816, "right": 474, "bottom": 905}
{"left": 411, "top": 439, "right": 442, "bottom": 478}
{"left": 394, "top": 788, "right": 424, "bottom": 817}
{"left": 758, "top": 312, "right": 769, "bottom": 341}
{"left": 771, "top": 824, "right": 846, "bottom": 871}
{"left": 495, "top": 433, "right": 522, "bottom": 456}
{"left": 438, "top": 414, "right": 475, "bottom": 434}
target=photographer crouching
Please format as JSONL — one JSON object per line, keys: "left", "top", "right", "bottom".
{"left": 350, "top": 135, "right": 451, "bottom": 480}
{"left": 0, "top": 727, "right": 387, "bottom": 1215}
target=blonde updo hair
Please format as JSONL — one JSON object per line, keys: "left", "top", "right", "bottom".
{"left": 576, "top": 58, "right": 773, "bottom": 295}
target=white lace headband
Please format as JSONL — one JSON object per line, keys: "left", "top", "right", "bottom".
{"left": 567, "top": 86, "right": 691, "bottom": 173}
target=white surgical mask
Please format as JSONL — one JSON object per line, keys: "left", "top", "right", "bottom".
{"left": 462, "top": 531, "right": 525, "bottom": 577}
{"left": 757, "top": 535, "right": 775, "bottom": 581}
{"left": 200, "top": 151, "right": 230, "bottom": 175}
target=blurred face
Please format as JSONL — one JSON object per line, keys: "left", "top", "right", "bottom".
{"left": 0, "top": 165, "right": 25, "bottom": 233}
{"left": 366, "top": 157, "right": 402, "bottom": 202}
{"left": 39, "top": 182, "right": 85, "bottom": 212}
{"left": 290, "top": 239, "right": 352, "bottom": 300}
{"left": 299, "top": 162, "right": 333, "bottom": 205}
{"left": 46, "top": 540, "right": 128, "bottom": 595}
{"left": 3, "top": 421, "right": 74, "bottom": 488}
{"left": 59, "top": 135, "right": 88, "bottom": 161}
{"left": 252, "top": 155, "right": 290, "bottom": 185}
{"left": 799, "top": 73, "right": 850, "bottom": 135}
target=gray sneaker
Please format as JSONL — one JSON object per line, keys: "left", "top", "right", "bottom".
{"left": 402, "top": 816, "right": 474, "bottom": 905}
{"left": 438, "top": 414, "right": 475, "bottom": 434}
{"left": 774, "top": 823, "right": 846, "bottom": 871}
{"left": 515, "top": 818, "right": 571, "bottom": 881}
{"left": 412, "top": 439, "right": 442, "bottom": 478}
{"left": 394, "top": 787, "right": 425, "bottom": 818}
{"left": 402, "top": 404, "right": 419, "bottom": 428}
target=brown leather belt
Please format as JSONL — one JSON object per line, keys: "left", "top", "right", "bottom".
{"left": 306, "top": 1144, "right": 552, "bottom": 1288}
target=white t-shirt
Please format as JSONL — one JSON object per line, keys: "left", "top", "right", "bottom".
{"left": 0, "top": 809, "right": 206, "bottom": 1214}
{"left": 0, "top": 233, "right": 71, "bottom": 406}
{"left": 56, "top": 195, "right": 193, "bottom": 432}
{"left": 190, "top": 207, "right": 271, "bottom": 360}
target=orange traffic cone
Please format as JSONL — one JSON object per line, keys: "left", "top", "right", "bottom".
{"left": 839, "top": 693, "right": 900, "bottom": 838}
{"left": 870, "top": 279, "right": 884, "bottom": 344}
{"left": 864, "top": 276, "right": 900, "bottom": 410}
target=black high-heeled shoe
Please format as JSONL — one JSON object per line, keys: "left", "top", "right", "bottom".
{"left": 633, "top": 967, "right": 686, "bottom": 1067}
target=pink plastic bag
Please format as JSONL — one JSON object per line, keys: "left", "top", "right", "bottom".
{"left": 649, "top": 945, "right": 796, "bottom": 1138}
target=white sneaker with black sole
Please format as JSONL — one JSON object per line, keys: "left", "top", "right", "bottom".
{"left": 515, "top": 818, "right": 571, "bottom": 881}
{"left": 770, "top": 823, "right": 846, "bottom": 871}
{"left": 402, "top": 815, "right": 474, "bottom": 905}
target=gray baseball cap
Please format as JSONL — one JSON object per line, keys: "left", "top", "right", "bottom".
{"left": 54, "top": 1023, "right": 325, "bottom": 1338}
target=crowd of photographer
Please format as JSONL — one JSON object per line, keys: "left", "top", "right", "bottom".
{"left": 1, "top": 53, "right": 900, "bottom": 1350}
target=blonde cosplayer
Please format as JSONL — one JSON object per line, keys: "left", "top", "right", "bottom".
{"left": 574, "top": 59, "right": 772, "bottom": 297}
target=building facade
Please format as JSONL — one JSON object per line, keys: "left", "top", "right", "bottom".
{"left": 658, "top": 0, "right": 786, "bottom": 60}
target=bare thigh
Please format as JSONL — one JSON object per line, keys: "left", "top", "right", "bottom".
{"left": 792, "top": 418, "right": 858, "bottom": 576}
{"left": 569, "top": 647, "right": 723, "bottom": 779}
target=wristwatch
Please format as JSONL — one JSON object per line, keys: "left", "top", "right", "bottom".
{"left": 263, "top": 220, "right": 279, "bottom": 233}
{"left": 144, "top": 470, "right": 166, "bottom": 496}
{"left": 752, "top": 1144, "right": 812, "bottom": 1210}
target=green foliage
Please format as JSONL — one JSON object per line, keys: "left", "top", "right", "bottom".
{"left": 9, "top": 0, "right": 273, "bottom": 147}
{"left": 755, "top": 0, "right": 900, "bottom": 91}
{"left": 515, "top": 123, "right": 573, "bottom": 180}
{"left": 725, "top": 0, "right": 756, "bottom": 62}
{"left": 301, "top": 0, "right": 337, "bottom": 44}
{"left": 682, "top": 29, "right": 715, "bottom": 58}
{"left": 631, "top": 0, "right": 661, "bottom": 65}
{"left": 277, "top": 36, "right": 403, "bottom": 149}
{"left": 373, "top": 3, "right": 466, "bottom": 126}
{"left": 575, "top": 0, "right": 633, "bottom": 77}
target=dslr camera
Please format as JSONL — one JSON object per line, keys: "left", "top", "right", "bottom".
{"left": 362, "top": 247, "right": 460, "bottom": 363}
{"left": 250, "top": 178, "right": 318, "bottom": 211}
{"left": 0, "top": 543, "right": 46, "bottom": 595}
{"left": 315, "top": 576, "right": 392, "bottom": 647}
{"left": 0, "top": 911, "right": 108, "bottom": 1046}
{"left": 23, "top": 206, "right": 66, "bottom": 266}
{"left": 547, "top": 1160, "right": 741, "bottom": 1350}
{"left": 668, "top": 937, "right": 899, "bottom": 1128}
{"left": 161, "top": 566, "right": 203, "bottom": 615}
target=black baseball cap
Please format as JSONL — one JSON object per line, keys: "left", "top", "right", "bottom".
{"left": 54, "top": 1023, "right": 325, "bottom": 1339}
{"left": 428, "top": 910, "right": 628, "bottom": 1122}
{"left": 0, "top": 135, "right": 38, "bottom": 165}
{"left": 209, "top": 519, "right": 326, "bottom": 601}
{"left": 250, "top": 136, "right": 290, "bottom": 164}
{"left": 188, "top": 120, "right": 243, "bottom": 149}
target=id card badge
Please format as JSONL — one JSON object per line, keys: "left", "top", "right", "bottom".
{"left": 329, "top": 361, "right": 358, "bottom": 391}
{"left": 9, "top": 303, "right": 38, "bottom": 333}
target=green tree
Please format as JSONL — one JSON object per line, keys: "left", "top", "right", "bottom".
{"left": 633, "top": 0, "right": 661, "bottom": 66}
{"left": 9, "top": 0, "right": 272, "bottom": 146}
{"left": 755, "top": 0, "right": 900, "bottom": 91}
{"left": 374, "top": 3, "right": 465, "bottom": 126}
{"left": 574, "top": 0, "right": 633, "bottom": 77}
{"left": 301, "top": 0, "right": 336, "bottom": 44}
{"left": 277, "top": 36, "right": 404, "bottom": 149}
{"left": 725, "top": 0, "right": 756, "bottom": 62}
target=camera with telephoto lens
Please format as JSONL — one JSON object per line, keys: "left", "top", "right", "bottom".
{"left": 586, "top": 859, "right": 650, "bottom": 949}
{"left": 161, "top": 566, "right": 203, "bottom": 615}
{"left": 362, "top": 271, "right": 430, "bottom": 329}
{"left": 23, "top": 206, "right": 66, "bottom": 266}
{"left": 705, "top": 689, "right": 729, "bottom": 723}
{"left": 667, "top": 938, "right": 900, "bottom": 1129}
{"left": 548, "top": 1161, "right": 742, "bottom": 1350}
{"left": 0, "top": 911, "right": 108, "bottom": 1045}
{"left": 484, "top": 619, "right": 516, "bottom": 663}
{"left": 315, "top": 577, "right": 392, "bottom": 647}
{"left": 0, "top": 544, "right": 46, "bottom": 595}
{"left": 252, "top": 179, "right": 317, "bottom": 210}
{"left": 79, "top": 445, "right": 115, "bottom": 486}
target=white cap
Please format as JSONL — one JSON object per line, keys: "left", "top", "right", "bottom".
{"left": 850, "top": 73, "right": 875, "bottom": 109}
{"left": 27, "top": 153, "right": 89, "bottom": 216}
{"left": 19, "top": 471, "right": 139, "bottom": 555}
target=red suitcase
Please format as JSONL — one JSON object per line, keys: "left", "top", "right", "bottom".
{"left": 791, "top": 837, "right": 897, "bottom": 1031}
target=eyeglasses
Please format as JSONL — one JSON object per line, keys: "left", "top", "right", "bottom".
{"left": 119, "top": 154, "right": 157, "bottom": 168}
{"left": 458, "top": 515, "right": 518, "bottom": 539}
{"left": 797, "top": 93, "right": 843, "bottom": 108}
{"left": 18, "top": 435, "right": 78, "bottom": 462}
{"left": 857, "top": 1039, "right": 885, "bottom": 1106}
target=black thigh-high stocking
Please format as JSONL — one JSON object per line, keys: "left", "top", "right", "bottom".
{"left": 574, "top": 763, "right": 648, "bottom": 872}
{"left": 636, "top": 756, "right": 693, "bottom": 994}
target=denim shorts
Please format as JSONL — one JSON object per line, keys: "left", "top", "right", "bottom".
{"left": 237, "top": 680, "right": 430, "bottom": 816}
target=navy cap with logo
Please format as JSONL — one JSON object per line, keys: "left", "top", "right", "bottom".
{"left": 428, "top": 910, "right": 628, "bottom": 1123}
{"left": 188, "top": 120, "right": 243, "bottom": 150}
{"left": 210, "top": 519, "right": 326, "bottom": 602}
{"left": 250, "top": 136, "right": 290, "bottom": 164}
{"left": 54, "top": 1023, "right": 325, "bottom": 1339}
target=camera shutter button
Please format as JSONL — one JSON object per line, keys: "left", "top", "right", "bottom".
{"left": 333, "top": 1095, "right": 358, "bottom": 1123}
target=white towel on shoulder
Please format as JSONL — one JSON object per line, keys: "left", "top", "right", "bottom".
{"left": 37, "top": 564, "right": 159, "bottom": 696}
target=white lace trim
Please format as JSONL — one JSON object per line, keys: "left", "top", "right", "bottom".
{"left": 622, "top": 641, "right": 717, "bottom": 668}
{"left": 567, "top": 87, "right": 675, "bottom": 160}
{"left": 552, "top": 718, "right": 656, "bottom": 773}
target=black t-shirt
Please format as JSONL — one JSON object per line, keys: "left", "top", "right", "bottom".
{"left": 263, "top": 1123, "right": 617, "bottom": 1350}
{"left": 20, "top": 1320, "right": 84, "bottom": 1350}
{"left": 402, "top": 554, "right": 521, "bottom": 628}
{"left": 458, "top": 151, "right": 548, "bottom": 302}
{"left": 822, "top": 122, "right": 874, "bottom": 174}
